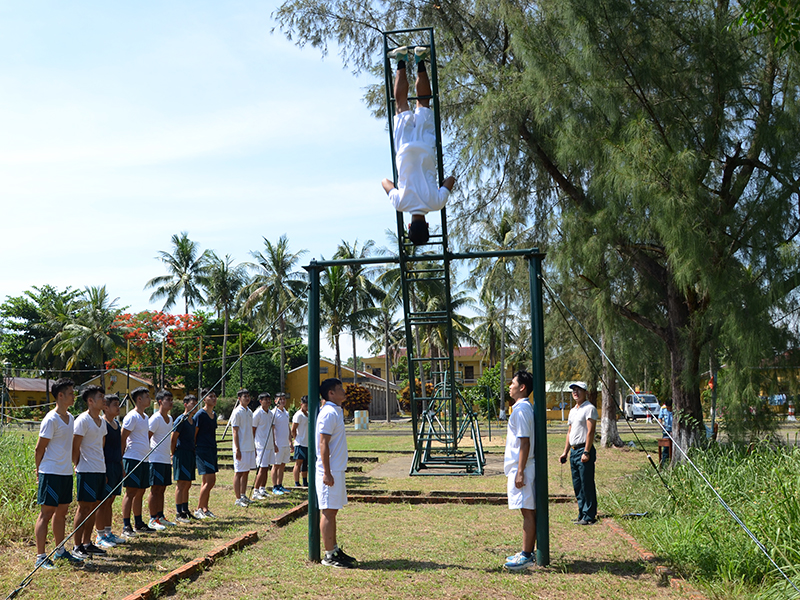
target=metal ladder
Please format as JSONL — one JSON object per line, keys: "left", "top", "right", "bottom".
{"left": 382, "top": 27, "right": 485, "bottom": 475}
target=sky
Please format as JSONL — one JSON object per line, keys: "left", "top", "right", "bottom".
{"left": 0, "top": 1, "right": 403, "bottom": 358}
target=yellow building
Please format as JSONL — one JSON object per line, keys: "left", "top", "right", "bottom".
{"left": 83, "top": 369, "right": 186, "bottom": 404}
{"left": 4, "top": 377, "right": 49, "bottom": 407}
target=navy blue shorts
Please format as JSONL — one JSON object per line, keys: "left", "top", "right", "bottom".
{"left": 149, "top": 462, "right": 172, "bottom": 487}
{"left": 37, "top": 473, "right": 72, "bottom": 507}
{"left": 293, "top": 445, "right": 308, "bottom": 471}
{"left": 123, "top": 457, "right": 150, "bottom": 489}
{"left": 173, "top": 448, "right": 196, "bottom": 481}
{"left": 104, "top": 461, "right": 123, "bottom": 497}
{"left": 76, "top": 472, "right": 105, "bottom": 503}
{"left": 196, "top": 447, "right": 218, "bottom": 475}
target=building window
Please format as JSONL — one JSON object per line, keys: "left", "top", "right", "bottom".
{"left": 372, "top": 368, "right": 381, "bottom": 378}
{"left": 464, "top": 366, "right": 474, "bottom": 380}
{"left": 320, "top": 367, "right": 328, "bottom": 374}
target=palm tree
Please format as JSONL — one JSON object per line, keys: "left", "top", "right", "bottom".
{"left": 334, "top": 240, "right": 385, "bottom": 383}
{"left": 241, "top": 235, "right": 307, "bottom": 392}
{"left": 319, "top": 263, "right": 351, "bottom": 380}
{"left": 365, "top": 288, "right": 405, "bottom": 421}
{"left": 466, "top": 209, "right": 534, "bottom": 410}
{"left": 49, "top": 286, "right": 128, "bottom": 378}
{"left": 204, "top": 253, "right": 248, "bottom": 396}
{"left": 145, "top": 232, "right": 212, "bottom": 314}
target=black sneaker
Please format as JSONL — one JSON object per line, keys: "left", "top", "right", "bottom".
{"left": 122, "top": 525, "right": 137, "bottom": 539}
{"left": 321, "top": 549, "right": 355, "bottom": 568}
{"left": 134, "top": 523, "right": 157, "bottom": 533}
{"left": 72, "top": 545, "right": 89, "bottom": 560}
{"left": 185, "top": 510, "right": 201, "bottom": 521}
{"left": 83, "top": 542, "right": 107, "bottom": 556}
{"left": 337, "top": 547, "right": 358, "bottom": 565}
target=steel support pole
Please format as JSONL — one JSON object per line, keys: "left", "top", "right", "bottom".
{"left": 305, "top": 262, "right": 321, "bottom": 562}
{"left": 529, "top": 254, "right": 550, "bottom": 566}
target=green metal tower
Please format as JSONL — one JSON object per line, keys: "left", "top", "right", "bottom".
{"left": 383, "top": 28, "right": 485, "bottom": 475}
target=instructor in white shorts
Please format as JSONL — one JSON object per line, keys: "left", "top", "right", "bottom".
{"left": 316, "top": 378, "right": 357, "bottom": 568}
{"left": 381, "top": 45, "right": 455, "bottom": 245}
{"left": 230, "top": 389, "right": 255, "bottom": 507}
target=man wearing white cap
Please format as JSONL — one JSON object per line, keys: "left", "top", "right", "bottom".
{"left": 559, "top": 381, "right": 598, "bottom": 525}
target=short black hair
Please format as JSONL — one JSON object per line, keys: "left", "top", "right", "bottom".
{"left": 320, "top": 378, "right": 343, "bottom": 401}
{"left": 82, "top": 385, "right": 105, "bottom": 403}
{"left": 155, "top": 389, "right": 173, "bottom": 402}
{"left": 237, "top": 388, "right": 250, "bottom": 397}
{"left": 665, "top": 398, "right": 673, "bottom": 408}
{"left": 183, "top": 394, "right": 198, "bottom": 404}
{"left": 131, "top": 386, "right": 150, "bottom": 402}
{"left": 50, "top": 378, "right": 74, "bottom": 400}
{"left": 258, "top": 392, "right": 271, "bottom": 402}
{"left": 408, "top": 219, "right": 430, "bottom": 245}
{"left": 301, "top": 395, "right": 308, "bottom": 404}
{"left": 199, "top": 388, "right": 215, "bottom": 400}
{"left": 513, "top": 370, "right": 533, "bottom": 396}
{"left": 104, "top": 393, "right": 120, "bottom": 406}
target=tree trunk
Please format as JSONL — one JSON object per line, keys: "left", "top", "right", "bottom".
{"left": 499, "top": 294, "right": 508, "bottom": 414}
{"left": 352, "top": 330, "right": 358, "bottom": 385}
{"left": 600, "top": 332, "right": 623, "bottom": 447}
{"left": 335, "top": 334, "right": 342, "bottom": 380}
{"left": 221, "top": 308, "right": 228, "bottom": 397}
{"left": 279, "top": 316, "right": 286, "bottom": 393}
{"left": 385, "top": 317, "right": 391, "bottom": 423}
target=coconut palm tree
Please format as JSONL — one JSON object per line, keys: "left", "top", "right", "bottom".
{"left": 204, "top": 253, "right": 248, "bottom": 396}
{"left": 319, "top": 263, "right": 351, "bottom": 380}
{"left": 145, "top": 232, "right": 212, "bottom": 314}
{"left": 334, "top": 239, "right": 385, "bottom": 383}
{"left": 241, "top": 235, "right": 307, "bottom": 392}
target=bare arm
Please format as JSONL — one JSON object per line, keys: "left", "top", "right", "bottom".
{"left": 581, "top": 419, "right": 597, "bottom": 463}
{"left": 170, "top": 429, "right": 179, "bottom": 455}
{"left": 442, "top": 175, "right": 456, "bottom": 191}
{"left": 72, "top": 434, "right": 83, "bottom": 469}
{"left": 320, "top": 433, "right": 333, "bottom": 486}
{"left": 34, "top": 437, "right": 50, "bottom": 475}
{"left": 515, "top": 437, "right": 530, "bottom": 488}
{"left": 560, "top": 425, "right": 572, "bottom": 462}
{"left": 120, "top": 428, "right": 131, "bottom": 455}
{"left": 232, "top": 427, "right": 241, "bottom": 460}
{"left": 382, "top": 178, "right": 395, "bottom": 195}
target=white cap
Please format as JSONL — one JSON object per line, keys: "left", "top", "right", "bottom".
{"left": 569, "top": 381, "right": 588, "bottom": 392}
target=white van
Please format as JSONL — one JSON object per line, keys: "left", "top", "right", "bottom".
{"left": 623, "top": 393, "right": 660, "bottom": 420}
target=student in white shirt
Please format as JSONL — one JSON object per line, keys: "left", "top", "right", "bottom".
{"left": 34, "top": 378, "right": 80, "bottom": 569}
{"left": 230, "top": 389, "right": 255, "bottom": 506}
{"left": 252, "top": 392, "right": 277, "bottom": 499}
{"left": 121, "top": 386, "right": 154, "bottom": 536}
{"left": 270, "top": 393, "right": 293, "bottom": 495}
{"left": 147, "top": 390, "right": 175, "bottom": 530}
{"left": 291, "top": 396, "right": 309, "bottom": 487}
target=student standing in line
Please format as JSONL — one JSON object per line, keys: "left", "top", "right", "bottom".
{"left": 231, "top": 389, "right": 256, "bottom": 507}
{"left": 95, "top": 393, "right": 127, "bottom": 548}
{"left": 194, "top": 389, "right": 219, "bottom": 519}
{"left": 147, "top": 390, "right": 175, "bottom": 530}
{"left": 171, "top": 394, "right": 199, "bottom": 522}
{"left": 71, "top": 385, "right": 108, "bottom": 559}
{"left": 34, "top": 378, "right": 82, "bottom": 569}
{"left": 121, "top": 386, "right": 155, "bottom": 536}
{"left": 252, "top": 392, "right": 277, "bottom": 499}
{"left": 291, "top": 396, "right": 309, "bottom": 488}
{"left": 270, "top": 393, "right": 293, "bottom": 495}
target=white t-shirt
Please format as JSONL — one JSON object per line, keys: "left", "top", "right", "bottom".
{"left": 390, "top": 107, "right": 450, "bottom": 215}
{"left": 38, "top": 409, "right": 74, "bottom": 476}
{"left": 122, "top": 410, "right": 151, "bottom": 462}
{"left": 292, "top": 409, "right": 309, "bottom": 447}
{"left": 504, "top": 399, "right": 534, "bottom": 476}
{"left": 74, "top": 411, "right": 108, "bottom": 473}
{"left": 272, "top": 407, "right": 292, "bottom": 449}
{"left": 230, "top": 404, "right": 255, "bottom": 452}
{"left": 149, "top": 412, "right": 173, "bottom": 465}
{"left": 252, "top": 406, "right": 275, "bottom": 451}
{"left": 568, "top": 400, "right": 599, "bottom": 446}
{"left": 315, "top": 403, "right": 348, "bottom": 473}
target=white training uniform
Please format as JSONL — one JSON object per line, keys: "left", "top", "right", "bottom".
{"left": 148, "top": 412, "right": 173, "bottom": 465}
{"left": 389, "top": 106, "right": 450, "bottom": 215}
{"left": 292, "top": 410, "right": 308, "bottom": 447}
{"left": 270, "top": 406, "right": 292, "bottom": 465}
{"left": 504, "top": 399, "right": 535, "bottom": 510}
{"left": 38, "top": 409, "right": 75, "bottom": 476}
{"left": 122, "top": 410, "right": 150, "bottom": 462}
{"left": 315, "top": 402, "right": 348, "bottom": 510}
{"left": 230, "top": 403, "right": 255, "bottom": 472}
{"left": 253, "top": 406, "right": 276, "bottom": 467}
{"left": 74, "top": 412, "right": 108, "bottom": 473}
{"left": 568, "top": 401, "right": 599, "bottom": 447}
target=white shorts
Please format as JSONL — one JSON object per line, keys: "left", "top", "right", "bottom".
{"left": 256, "top": 445, "right": 273, "bottom": 468}
{"left": 271, "top": 446, "right": 291, "bottom": 465}
{"left": 394, "top": 106, "right": 435, "bottom": 149}
{"left": 316, "top": 469, "right": 348, "bottom": 510}
{"left": 234, "top": 450, "right": 256, "bottom": 473}
{"left": 507, "top": 468, "right": 536, "bottom": 510}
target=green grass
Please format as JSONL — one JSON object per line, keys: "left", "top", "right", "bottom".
{"left": 0, "top": 431, "right": 38, "bottom": 543}
{"left": 608, "top": 442, "right": 800, "bottom": 599}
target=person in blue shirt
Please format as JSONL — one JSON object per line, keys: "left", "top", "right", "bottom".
{"left": 658, "top": 399, "right": 674, "bottom": 466}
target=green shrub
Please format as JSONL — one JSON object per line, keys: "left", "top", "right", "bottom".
{"left": 0, "top": 432, "right": 38, "bottom": 543}
{"left": 609, "top": 442, "right": 800, "bottom": 596}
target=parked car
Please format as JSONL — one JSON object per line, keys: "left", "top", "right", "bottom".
{"left": 623, "top": 393, "right": 660, "bottom": 420}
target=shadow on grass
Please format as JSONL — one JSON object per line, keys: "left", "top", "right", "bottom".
{"left": 356, "top": 559, "right": 473, "bottom": 572}
{"left": 558, "top": 558, "right": 648, "bottom": 576}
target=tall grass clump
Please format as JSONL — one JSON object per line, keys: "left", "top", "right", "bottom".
{"left": 608, "top": 442, "right": 800, "bottom": 597}
{"left": 0, "top": 432, "right": 38, "bottom": 543}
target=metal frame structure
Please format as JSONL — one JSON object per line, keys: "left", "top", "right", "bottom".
{"left": 303, "top": 27, "right": 550, "bottom": 568}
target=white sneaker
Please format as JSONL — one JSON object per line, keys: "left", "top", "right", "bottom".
{"left": 234, "top": 497, "right": 248, "bottom": 507}
{"left": 193, "top": 508, "right": 208, "bottom": 520}
{"left": 148, "top": 517, "right": 167, "bottom": 531}
{"left": 157, "top": 516, "right": 176, "bottom": 527}
{"left": 251, "top": 490, "right": 264, "bottom": 500}
{"left": 95, "top": 534, "right": 116, "bottom": 549}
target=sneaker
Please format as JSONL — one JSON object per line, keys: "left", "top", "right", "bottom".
{"left": 135, "top": 523, "right": 157, "bottom": 534}
{"left": 504, "top": 552, "right": 534, "bottom": 571}
{"left": 202, "top": 509, "right": 217, "bottom": 518}
{"left": 147, "top": 518, "right": 166, "bottom": 531}
{"left": 241, "top": 496, "right": 252, "bottom": 505}
{"left": 414, "top": 46, "right": 430, "bottom": 63}
{"left": 277, "top": 486, "right": 289, "bottom": 494}
{"left": 35, "top": 555, "right": 55, "bottom": 570}
{"left": 252, "top": 490, "right": 266, "bottom": 500}
{"left": 95, "top": 534, "right": 116, "bottom": 549}
{"left": 175, "top": 514, "right": 191, "bottom": 524}
{"left": 272, "top": 487, "right": 285, "bottom": 496}
{"left": 83, "top": 543, "right": 107, "bottom": 556}
{"left": 234, "top": 497, "right": 248, "bottom": 507}
{"left": 55, "top": 549, "right": 85, "bottom": 564}
{"left": 506, "top": 551, "right": 521, "bottom": 562}
{"left": 293, "top": 482, "right": 301, "bottom": 488}
{"left": 122, "top": 525, "right": 137, "bottom": 539}
{"left": 193, "top": 508, "right": 208, "bottom": 520}
{"left": 321, "top": 549, "right": 355, "bottom": 569}
{"left": 157, "top": 516, "right": 176, "bottom": 527}
{"left": 107, "top": 531, "right": 127, "bottom": 544}
{"left": 577, "top": 518, "right": 597, "bottom": 525}
{"left": 186, "top": 510, "right": 201, "bottom": 521}
{"left": 388, "top": 46, "right": 409, "bottom": 63}
{"left": 337, "top": 547, "right": 358, "bottom": 565}
{"left": 72, "top": 545, "right": 89, "bottom": 560}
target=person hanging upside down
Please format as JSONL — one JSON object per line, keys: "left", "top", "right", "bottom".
{"left": 381, "top": 45, "right": 456, "bottom": 245}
